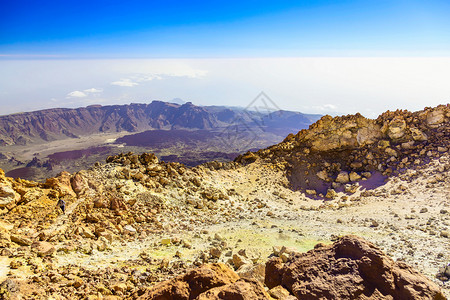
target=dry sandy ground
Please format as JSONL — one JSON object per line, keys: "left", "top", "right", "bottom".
{"left": 42, "top": 154, "right": 449, "bottom": 297}
{"left": 0, "top": 132, "right": 129, "bottom": 162}
{"left": 3, "top": 154, "right": 448, "bottom": 298}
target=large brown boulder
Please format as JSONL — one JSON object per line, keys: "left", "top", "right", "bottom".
{"left": 31, "top": 241, "right": 55, "bottom": 257}
{"left": 44, "top": 171, "right": 76, "bottom": 197}
{"left": 138, "top": 263, "right": 240, "bottom": 300}
{"left": 71, "top": 172, "right": 86, "bottom": 195}
{"left": 265, "top": 235, "right": 446, "bottom": 300}
{"left": 196, "top": 278, "right": 270, "bottom": 300}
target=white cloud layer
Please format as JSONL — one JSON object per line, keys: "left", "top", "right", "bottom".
{"left": 111, "top": 79, "right": 139, "bottom": 87}
{"left": 66, "top": 90, "right": 87, "bottom": 98}
{"left": 110, "top": 70, "right": 208, "bottom": 88}
{"left": 84, "top": 88, "right": 103, "bottom": 93}
{"left": 1, "top": 58, "right": 449, "bottom": 116}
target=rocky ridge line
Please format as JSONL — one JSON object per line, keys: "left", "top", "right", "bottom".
{"left": 236, "top": 104, "right": 449, "bottom": 198}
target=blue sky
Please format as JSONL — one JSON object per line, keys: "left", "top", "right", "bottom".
{"left": 0, "top": 1, "right": 449, "bottom": 116}
{"left": 1, "top": 0, "right": 450, "bottom": 57}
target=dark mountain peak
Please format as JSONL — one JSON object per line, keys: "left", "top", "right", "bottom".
{"left": 0, "top": 101, "right": 322, "bottom": 146}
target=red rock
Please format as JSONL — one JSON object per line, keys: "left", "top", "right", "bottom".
{"left": 137, "top": 263, "right": 240, "bottom": 300}
{"left": 71, "top": 173, "right": 85, "bottom": 194}
{"left": 196, "top": 278, "right": 270, "bottom": 300}
{"left": 265, "top": 235, "right": 446, "bottom": 300}
{"left": 110, "top": 197, "right": 127, "bottom": 211}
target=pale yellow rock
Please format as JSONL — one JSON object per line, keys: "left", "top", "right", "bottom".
{"left": 386, "top": 116, "right": 407, "bottom": 139}
{"left": 349, "top": 172, "right": 362, "bottom": 182}
{"left": 336, "top": 172, "right": 350, "bottom": 184}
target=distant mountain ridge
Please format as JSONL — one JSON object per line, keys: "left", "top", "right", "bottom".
{"left": 0, "top": 101, "right": 322, "bottom": 146}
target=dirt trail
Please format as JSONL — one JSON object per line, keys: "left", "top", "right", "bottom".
{"left": 0, "top": 257, "right": 9, "bottom": 281}
{"left": 46, "top": 196, "right": 85, "bottom": 234}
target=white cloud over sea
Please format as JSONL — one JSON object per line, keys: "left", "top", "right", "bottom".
{"left": 111, "top": 78, "right": 139, "bottom": 87}
{"left": 84, "top": 88, "right": 103, "bottom": 93}
{"left": 0, "top": 58, "right": 449, "bottom": 117}
{"left": 66, "top": 90, "right": 87, "bottom": 98}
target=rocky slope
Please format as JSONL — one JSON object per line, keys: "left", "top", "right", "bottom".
{"left": 0, "top": 102, "right": 216, "bottom": 146}
{"left": 0, "top": 101, "right": 321, "bottom": 146}
{"left": 237, "top": 104, "right": 449, "bottom": 197}
{"left": 0, "top": 104, "right": 448, "bottom": 299}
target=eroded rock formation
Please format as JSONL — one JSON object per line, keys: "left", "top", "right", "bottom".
{"left": 265, "top": 235, "right": 446, "bottom": 299}
{"left": 237, "top": 105, "right": 449, "bottom": 197}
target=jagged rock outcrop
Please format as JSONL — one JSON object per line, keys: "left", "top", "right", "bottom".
{"left": 237, "top": 104, "right": 449, "bottom": 196}
{"left": 265, "top": 235, "right": 446, "bottom": 300}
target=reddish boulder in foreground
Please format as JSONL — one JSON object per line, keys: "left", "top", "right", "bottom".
{"left": 137, "top": 263, "right": 240, "bottom": 300}
{"left": 196, "top": 278, "right": 270, "bottom": 300}
{"left": 265, "top": 235, "right": 446, "bottom": 300}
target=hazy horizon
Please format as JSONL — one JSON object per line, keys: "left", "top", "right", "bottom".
{"left": 1, "top": 1, "right": 449, "bottom": 118}
{"left": 1, "top": 57, "right": 449, "bottom": 118}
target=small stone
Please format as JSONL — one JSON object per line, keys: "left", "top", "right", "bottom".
{"left": 236, "top": 263, "right": 265, "bottom": 283}
{"left": 214, "top": 233, "right": 223, "bottom": 241}
{"left": 344, "top": 184, "right": 358, "bottom": 194}
{"left": 305, "top": 189, "right": 317, "bottom": 196}
{"left": 325, "top": 189, "right": 338, "bottom": 199}
{"left": 10, "top": 235, "right": 32, "bottom": 246}
{"left": 232, "top": 254, "right": 250, "bottom": 269}
{"left": 361, "top": 172, "right": 372, "bottom": 178}
{"left": 31, "top": 241, "right": 55, "bottom": 257}
{"left": 73, "top": 277, "right": 84, "bottom": 288}
{"left": 385, "top": 148, "right": 397, "bottom": 157}
{"left": 159, "top": 258, "right": 169, "bottom": 269}
{"left": 210, "top": 247, "right": 222, "bottom": 259}
{"left": 112, "top": 282, "right": 127, "bottom": 293}
{"left": 437, "top": 146, "right": 448, "bottom": 153}
{"left": 272, "top": 246, "right": 282, "bottom": 256}
{"left": 280, "top": 252, "right": 290, "bottom": 263}
{"left": 10, "top": 260, "right": 22, "bottom": 269}
{"left": 123, "top": 225, "right": 137, "bottom": 235}
{"left": 349, "top": 172, "right": 361, "bottom": 182}
{"left": 269, "top": 285, "right": 292, "bottom": 300}
{"left": 182, "top": 240, "right": 192, "bottom": 249}
{"left": 316, "top": 170, "right": 329, "bottom": 181}
{"left": 336, "top": 172, "right": 350, "bottom": 184}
